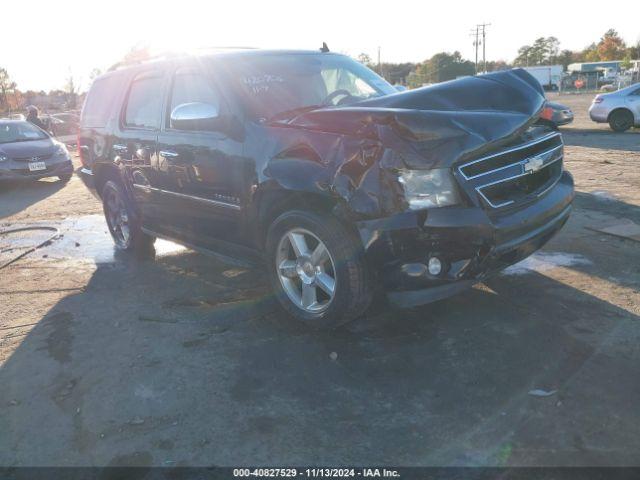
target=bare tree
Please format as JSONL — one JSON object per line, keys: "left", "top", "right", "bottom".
{"left": 89, "top": 68, "right": 103, "bottom": 83}
{"left": 0, "top": 68, "right": 17, "bottom": 112}
{"left": 109, "top": 45, "right": 152, "bottom": 71}
{"left": 64, "top": 70, "right": 81, "bottom": 109}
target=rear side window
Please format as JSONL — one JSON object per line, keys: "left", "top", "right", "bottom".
{"left": 169, "top": 70, "right": 220, "bottom": 117}
{"left": 81, "top": 75, "right": 123, "bottom": 128}
{"left": 124, "top": 73, "right": 164, "bottom": 129}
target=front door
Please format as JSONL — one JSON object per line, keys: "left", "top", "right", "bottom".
{"left": 627, "top": 87, "right": 640, "bottom": 123}
{"left": 155, "top": 65, "right": 246, "bottom": 245}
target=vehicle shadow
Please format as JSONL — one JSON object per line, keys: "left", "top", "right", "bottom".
{"left": 1, "top": 241, "right": 639, "bottom": 467}
{"left": 561, "top": 129, "right": 640, "bottom": 151}
{"left": 0, "top": 179, "right": 66, "bottom": 220}
{"left": 573, "top": 191, "right": 640, "bottom": 224}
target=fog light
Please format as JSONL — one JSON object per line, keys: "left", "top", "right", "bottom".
{"left": 401, "top": 263, "right": 428, "bottom": 277}
{"left": 428, "top": 257, "right": 442, "bottom": 276}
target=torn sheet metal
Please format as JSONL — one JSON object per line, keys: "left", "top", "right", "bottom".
{"left": 265, "top": 69, "right": 547, "bottom": 217}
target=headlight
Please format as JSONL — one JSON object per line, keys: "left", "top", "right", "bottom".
{"left": 0, "top": 155, "right": 7, "bottom": 163}
{"left": 398, "top": 168, "right": 461, "bottom": 209}
{"left": 55, "top": 143, "right": 69, "bottom": 157}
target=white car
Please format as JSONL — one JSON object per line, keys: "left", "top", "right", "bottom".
{"left": 589, "top": 82, "right": 640, "bottom": 132}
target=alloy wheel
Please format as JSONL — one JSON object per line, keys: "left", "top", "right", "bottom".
{"left": 275, "top": 228, "right": 337, "bottom": 313}
{"left": 105, "top": 189, "right": 131, "bottom": 248}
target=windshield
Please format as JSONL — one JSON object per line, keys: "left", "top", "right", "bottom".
{"left": 0, "top": 121, "right": 48, "bottom": 144}
{"left": 222, "top": 53, "right": 397, "bottom": 119}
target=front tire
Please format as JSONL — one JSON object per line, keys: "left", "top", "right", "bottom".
{"left": 102, "top": 180, "right": 155, "bottom": 251}
{"left": 266, "top": 210, "right": 372, "bottom": 328}
{"left": 58, "top": 173, "right": 72, "bottom": 183}
{"left": 609, "top": 110, "right": 634, "bottom": 132}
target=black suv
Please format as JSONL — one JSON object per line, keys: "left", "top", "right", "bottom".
{"left": 78, "top": 49, "right": 574, "bottom": 327}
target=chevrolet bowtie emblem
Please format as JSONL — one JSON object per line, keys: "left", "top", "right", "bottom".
{"left": 523, "top": 156, "right": 544, "bottom": 174}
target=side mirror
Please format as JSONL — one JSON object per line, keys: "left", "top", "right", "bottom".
{"left": 170, "top": 102, "right": 220, "bottom": 131}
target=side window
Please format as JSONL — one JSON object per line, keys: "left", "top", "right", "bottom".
{"left": 81, "top": 74, "right": 124, "bottom": 128}
{"left": 168, "top": 70, "right": 220, "bottom": 126}
{"left": 124, "top": 73, "right": 164, "bottom": 129}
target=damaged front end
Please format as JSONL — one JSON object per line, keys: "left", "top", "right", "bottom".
{"left": 265, "top": 69, "right": 574, "bottom": 306}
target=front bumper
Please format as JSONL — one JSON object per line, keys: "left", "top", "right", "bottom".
{"left": 357, "top": 171, "right": 574, "bottom": 308}
{"left": 0, "top": 159, "right": 73, "bottom": 181}
{"left": 588, "top": 104, "right": 608, "bottom": 123}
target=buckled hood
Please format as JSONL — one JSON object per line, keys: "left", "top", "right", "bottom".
{"left": 273, "top": 68, "right": 546, "bottom": 169}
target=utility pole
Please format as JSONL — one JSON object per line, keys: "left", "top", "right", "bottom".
{"left": 377, "top": 46, "right": 381, "bottom": 76}
{"left": 470, "top": 27, "right": 480, "bottom": 75}
{"left": 477, "top": 23, "right": 491, "bottom": 73}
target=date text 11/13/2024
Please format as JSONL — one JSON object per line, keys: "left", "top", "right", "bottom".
{"left": 233, "top": 468, "right": 401, "bottom": 477}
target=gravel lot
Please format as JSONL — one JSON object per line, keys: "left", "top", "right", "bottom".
{"left": 1, "top": 93, "right": 639, "bottom": 467}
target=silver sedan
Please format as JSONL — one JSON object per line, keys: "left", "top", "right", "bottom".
{"left": 588, "top": 82, "right": 640, "bottom": 132}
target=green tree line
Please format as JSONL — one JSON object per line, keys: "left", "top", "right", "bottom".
{"left": 360, "top": 29, "right": 639, "bottom": 87}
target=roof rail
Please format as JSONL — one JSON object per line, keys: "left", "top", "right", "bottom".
{"left": 107, "top": 46, "right": 259, "bottom": 72}
{"left": 107, "top": 51, "right": 186, "bottom": 72}
{"left": 195, "top": 46, "right": 258, "bottom": 51}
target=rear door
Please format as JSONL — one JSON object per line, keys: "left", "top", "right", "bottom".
{"left": 155, "top": 64, "right": 246, "bottom": 244}
{"left": 116, "top": 69, "right": 166, "bottom": 229}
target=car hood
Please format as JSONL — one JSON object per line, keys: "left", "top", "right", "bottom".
{"left": 0, "top": 138, "right": 56, "bottom": 159}
{"left": 271, "top": 68, "right": 546, "bottom": 169}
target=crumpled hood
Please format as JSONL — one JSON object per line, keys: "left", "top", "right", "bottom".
{"left": 274, "top": 68, "right": 546, "bottom": 169}
{"left": 0, "top": 138, "right": 57, "bottom": 159}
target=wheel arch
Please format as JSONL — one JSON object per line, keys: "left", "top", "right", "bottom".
{"left": 251, "top": 187, "right": 353, "bottom": 251}
{"left": 607, "top": 107, "right": 634, "bottom": 123}
{"left": 93, "top": 162, "right": 124, "bottom": 198}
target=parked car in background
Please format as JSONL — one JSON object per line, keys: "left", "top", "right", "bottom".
{"left": 545, "top": 101, "right": 574, "bottom": 127}
{"left": 0, "top": 120, "right": 73, "bottom": 182}
{"left": 41, "top": 112, "right": 80, "bottom": 138}
{"left": 589, "top": 82, "right": 640, "bottom": 132}
{"left": 600, "top": 84, "right": 617, "bottom": 92}
{"left": 78, "top": 53, "right": 573, "bottom": 327}
{"left": 1, "top": 113, "right": 26, "bottom": 121}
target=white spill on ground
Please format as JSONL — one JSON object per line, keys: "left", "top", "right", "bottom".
{"left": 3, "top": 215, "right": 186, "bottom": 266}
{"left": 591, "top": 190, "right": 619, "bottom": 201}
{"left": 502, "top": 251, "right": 592, "bottom": 276}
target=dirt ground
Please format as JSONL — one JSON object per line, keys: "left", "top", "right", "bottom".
{"left": 1, "top": 93, "right": 639, "bottom": 467}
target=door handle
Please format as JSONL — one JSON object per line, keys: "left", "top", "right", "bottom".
{"left": 135, "top": 147, "right": 151, "bottom": 160}
{"left": 159, "top": 150, "right": 179, "bottom": 158}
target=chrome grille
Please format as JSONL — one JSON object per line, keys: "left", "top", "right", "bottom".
{"left": 457, "top": 132, "right": 564, "bottom": 209}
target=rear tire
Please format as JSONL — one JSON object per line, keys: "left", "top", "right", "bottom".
{"left": 58, "top": 173, "right": 72, "bottom": 183}
{"left": 266, "top": 210, "right": 372, "bottom": 328}
{"left": 102, "top": 180, "right": 155, "bottom": 251}
{"left": 609, "top": 110, "right": 634, "bottom": 132}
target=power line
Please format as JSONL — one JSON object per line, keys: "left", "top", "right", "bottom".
{"left": 470, "top": 23, "right": 491, "bottom": 74}
{"left": 470, "top": 27, "right": 480, "bottom": 74}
